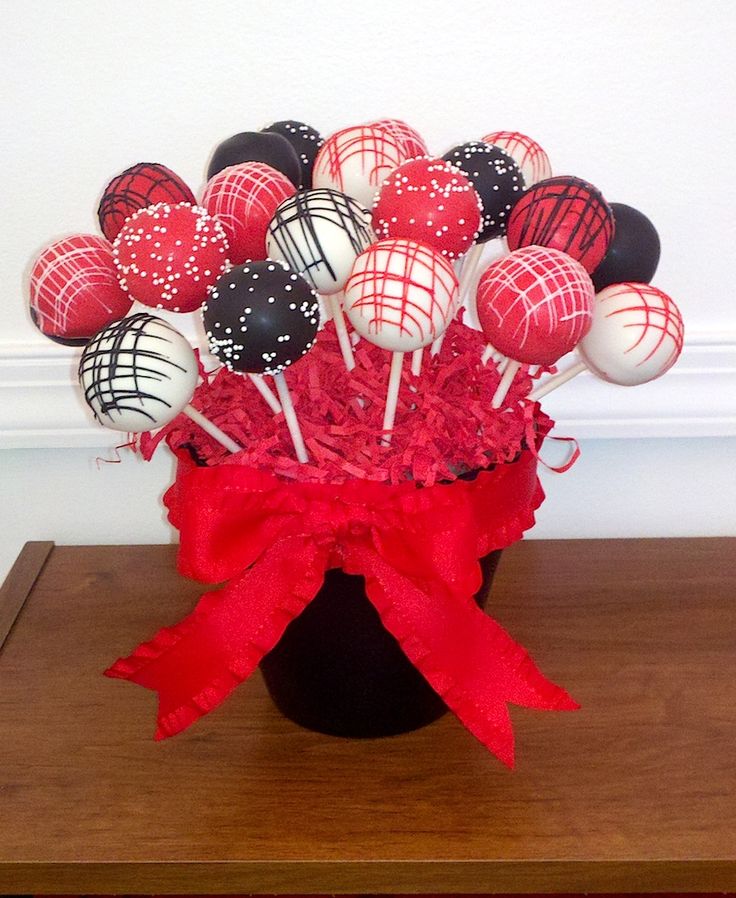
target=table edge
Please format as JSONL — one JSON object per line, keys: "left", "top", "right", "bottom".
{"left": 0, "top": 540, "right": 54, "bottom": 652}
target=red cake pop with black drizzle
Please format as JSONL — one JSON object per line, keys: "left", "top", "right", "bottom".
{"left": 113, "top": 202, "right": 229, "bottom": 313}
{"left": 442, "top": 141, "right": 523, "bottom": 242}
{"left": 201, "top": 161, "right": 296, "bottom": 264}
{"left": 372, "top": 157, "right": 482, "bottom": 260}
{"left": 506, "top": 176, "right": 614, "bottom": 273}
{"left": 97, "top": 163, "right": 196, "bottom": 242}
{"left": 29, "top": 234, "right": 133, "bottom": 345}
{"left": 262, "top": 120, "right": 324, "bottom": 189}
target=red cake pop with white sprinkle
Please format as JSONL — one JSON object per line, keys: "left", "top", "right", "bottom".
{"left": 344, "top": 238, "right": 458, "bottom": 352}
{"left": 482, "top": 132, "right": 552, "bottom": 188}
{"left": 113, "top": 202, "right": 230, "bottom": 313}
{"left": 312, "top": 124, "right": 408, "bottom": 209}
{"left": 477, "top": 245, "right": 594, "bottom": 366}
{"left": 201, "top": 161, "right": 296, "bottom": 264}
{"left": 370, "top": 118, "right": 428, "bottom": 159}
{"left": 579, "top": 282, "right": 684, "bottom": 385}
{"left": 29, "top": 235, "right": 133, "bottom": 345}
{"left": 372, "top": 158, "right": 482, "bottom": 260}
{"left": 98, "top": 163, "right": 196, "bottom": 242}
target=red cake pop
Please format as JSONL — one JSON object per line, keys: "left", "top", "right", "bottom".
{"left": 97, "top": 163, "right": 196, "bottom": 242}
{"left": 29, "top": 235, "right": 133, "bottom": 345}
{"left": 201, "top": 161, "right": 296, "bottom": 264}
{"left": 482, "top": 132, "right": 552, "bottom": 188}
{"left": 372, "top": 158, "right": 482, "bottom": 260}
{"left": 506, "top": 176, "right": 614, "bottom": 273}
{"left": 113, "top": 202, "right": 230, "bottom": 313}
{"left": 476, "top": 246, "right": 594, "bottom": 407}
{"left": 370, "top": 118, "right": 429, "bottom": 159}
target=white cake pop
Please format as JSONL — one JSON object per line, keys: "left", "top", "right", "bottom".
{"left": 579, "top": 282, "right": 684, "bottom": 385}
{"left": 266, "top": 188, "right": 373, "bottom": 295}
{"left": 343, "top": 238, "right": 459, "bottom": 352}
{"left": 312, "top": 125, "right": 407, "bottom": 209}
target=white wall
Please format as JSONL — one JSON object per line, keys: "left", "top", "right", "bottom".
{"left": 1, "top": 0, "right": 735, "bottom": 582}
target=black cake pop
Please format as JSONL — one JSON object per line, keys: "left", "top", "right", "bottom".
{"left": 262, "top": 120, "right": 324, "bottom": 189}
{"left": 202, "top": 260, "right": 319, "bottom": 377}
{"left": 591, "top": 202, "right": 661, "bottom": 292}
{"left": 207, "top": 131, "right": 301, "bottom": 187}
{"left": 442, "top": 142, "right": 523, "bottom": 242}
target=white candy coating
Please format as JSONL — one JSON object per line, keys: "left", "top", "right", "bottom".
{"left": 266, "top": 188, "right": 374, "bottom": 294}
{"left": 78, "top": 313, "right": 198, "bottom": 432}
{"left": 578, "top": 283, "right": 684, "bottom": 386}
{"left": 343, "top": 238, "right": 459, "bottom": 353}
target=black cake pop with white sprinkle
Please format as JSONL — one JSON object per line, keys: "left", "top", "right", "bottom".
{"left": 202, "top": 261, "right": 320, "bottom": 376}
{"left": 262, "top": 120, "right": 324, "bottom": 189}
{"left": 442, "top": 141, "right": 522, "bottom": 242}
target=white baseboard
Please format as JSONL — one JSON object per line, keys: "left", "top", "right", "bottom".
{"left": 0, "top": 332, "right": 734, "bottom": 449}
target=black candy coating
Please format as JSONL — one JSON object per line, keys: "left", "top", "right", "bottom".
{"left": 263, "top": 120, "right": 324, "bottom": 190}
{"left": 442, "top": 141, "right": 523, "bottom": 242}
{"left": 202, "top": 260, "right": 319, "bottom": 376}
{"left": 591, "top": 202, "right": 661, "bottom": 292}
{"left": 207, "top": 131, "right": 302, "bottom": 186}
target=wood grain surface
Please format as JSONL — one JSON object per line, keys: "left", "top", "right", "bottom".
{"left": 0, "top": 539, "right": 734, "bottom": 895}
{"left": 0, "top": 540, "right": 53, "bottom": 650}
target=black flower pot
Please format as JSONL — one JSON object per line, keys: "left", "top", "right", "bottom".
{"left": 259, "top": 550, "right": 502, "bottom": 738}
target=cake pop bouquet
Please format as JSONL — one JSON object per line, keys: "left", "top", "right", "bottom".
{"left": 27, "top": 119, "right": 684, "bottom": 767}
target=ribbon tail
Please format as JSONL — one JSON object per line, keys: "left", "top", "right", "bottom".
{"left": 105, "top": 537, "right": 330, "bottom": 740}
{"left": 345, "top": 545, "right": 578, "bottom": 768}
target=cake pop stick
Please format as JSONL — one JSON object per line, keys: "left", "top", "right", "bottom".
{"left": 202, "top": 260, "right": 319, "bottom": 463}
{"left": 411, "top": 347, "right": 424, "bottom": 376}
{"left": 78, "top": 313, "right": 241, "bottom": 454}
{"left": 267, "top": 188, "right": 375, "bottom": 372}
{"left": 247, "top": 373, "right": 282, "bottom": 413}
{"left": 476, "top": 246, "right": 595, "bottom": 409}
{"left": 529, "top": 283, "right": 683, "bottom": 400}
{"left": 344, "top": 238, "right": 459, "bottom": 446}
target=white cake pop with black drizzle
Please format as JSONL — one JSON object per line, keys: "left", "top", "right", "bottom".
{"left": 266, "top": 188, "right": 373, "bottom": 295}
{"left": 202, "top": 260, "right": 320, "bottom": 376}
{"left": 78, "top": 313, "right": 199, "bottom": 432}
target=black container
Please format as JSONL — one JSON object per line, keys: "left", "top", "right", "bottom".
{"left": 260, "top": 550, "right": 503, "bottom": 738}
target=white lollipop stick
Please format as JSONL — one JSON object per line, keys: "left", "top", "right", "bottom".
{"left": 481, "top": 344, "right": 504, "bottom": 365}
{"left": 327, "top": 292, "right": 356, "bottom": 371}
{"left": 183, "top": 404, "right": 241, "bottom": 454}
{"left": 248, "top": 373, "right": 282, "bottom": 414}
{"left": 411, "top": 347, "right": 423, "bottom": 376}
{"left": 382, "top": 351, "right": 405, "bottom": 447}
{"left": 458, "top": 244, "right": 484, "bottom": 304}
{"left": 430, "top": 333, "right": 446, "bottom": 357}
{"left": 529, "top": 359, "right": 587, "bottom": 401}
{"left": 272, "top": 372, "right": 309, "bottom": 464}
{"left": 491, "top": 359, "right": 522, "bottom": 409}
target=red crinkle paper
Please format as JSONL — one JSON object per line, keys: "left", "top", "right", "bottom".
{"left": 140, "top": 318, "right": 552, "bottom": 486}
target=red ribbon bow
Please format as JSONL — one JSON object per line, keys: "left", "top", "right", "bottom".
{"left": 106, "top": 449, "right": 577, "bottom": 767}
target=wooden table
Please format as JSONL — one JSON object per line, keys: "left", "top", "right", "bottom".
{"left": 0, "top": 539, "right": 734, "bottom": 895}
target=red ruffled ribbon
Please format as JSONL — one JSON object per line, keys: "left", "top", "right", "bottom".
{"left": 106, "top": 449, "right": 577, "bottom": 767}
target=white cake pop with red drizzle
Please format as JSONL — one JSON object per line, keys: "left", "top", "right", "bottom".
{"left": 482, "top": 131, "right": 552, "bottom": 188}
{"left": 113, "top": 202, "right": 230, "bottom": 313}
{"left": 201, "top": 161, "right": 296, "bottom": 264}
{"left": 29, "top": 235, "right": 133, "bottom": 345}
{"left": 477, "top": 246, "right": 594, "bottom": 366}
{"left": 579, "top": 282, "right": 684, "bottom": 385}
{"left": 312, "top": 124, "right": 408, "bottom": 209}
{"left": 370, "top": 118, "right": 428, "bottom": 159}
{"left": 372, "top": 158, "right": 482, "bottom": 260}
{"left": 343, "top": 238, "right": 459, "bottom": 352}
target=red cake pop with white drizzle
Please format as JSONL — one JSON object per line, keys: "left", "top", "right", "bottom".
{"left": 482, "top": 131, "right": 552, "bottom": 188}
{"left": 476, "top": 245, "right": 594, "bottom": 407}
{"left": 372, "top": 158, "right": 482, "bottom": 261}
{"left": 529, "top": 282, "right": 684, "bottom": 400}
{"left": 312, "top": 124, "right": 408, "bottom": 209}
{"left": 201, "top": 161, "right": 296, "bottom": 264}
{"left": 29, "top": 235, "right": 133, "bottom": 345}
{"left": 370, "top": 118, "right": 429, "bottom": 159}
{"left": 113, "top": 202, "right": 230, "bottom": 313}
